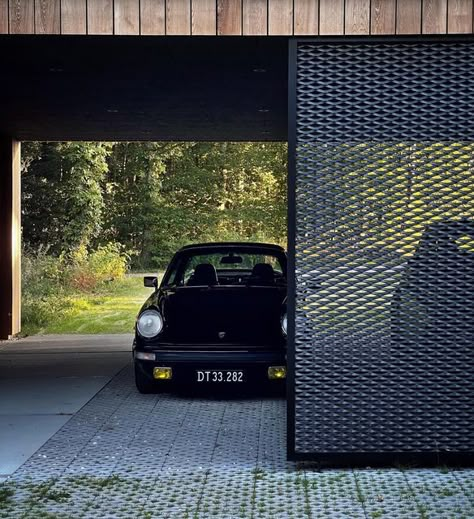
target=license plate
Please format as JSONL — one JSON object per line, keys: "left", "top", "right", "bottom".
{"left": 196, "top": 370, "right": 244, "bottom": 383}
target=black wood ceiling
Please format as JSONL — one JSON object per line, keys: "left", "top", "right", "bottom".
{"left": 0, "top": 36, "right": 288, "bottom": 142}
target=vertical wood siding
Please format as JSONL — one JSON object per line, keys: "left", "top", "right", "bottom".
{"left": 166, "top": 0, "right": 191, "bottom": 35}
{"left": 192, "top": 0, "right": 216, "bottom": 35}
{"left": 87, "top": 0, "right": 113, "bottom": 35}
{"left": 115, "top": 0, "right": 140, "bottom": 35}
{"left": 294, "top": 0, "right": 319, "bottom": 35}
{"left": 1, "top": 0, "right": 472, "bottom": 35}
{"left": 319, "top": 0, "right": 344, "bottom": 35}
{"left": 61, "top": 0, "right": 87, "bottom": 34}
{"left": 243, "top": 0, "right": 267, "bottom": 35}
{"left": 140, "top": 0, "right": 165, "bottom": 35}
{"left": 268, "top": 0, "right": 293, "bottom": 35}
{"left": 397, "top": 0, "right": 422, "bottom": 33}
{"left": 422, "top": 0, "right": 448, "bottom": 34}
{"left": 0, "top": 0, "right": 9, "bottom": 33}
{"left": 9, "top": 0, "right": 34, "bottom": 33}
{"left": 217, "top": 0, "right": 241, "bottom": 35}
{"left": 447, "top": 0, "right": 473, "bottom": 33}
{"left": 345, "top": 0, "right": 370, "bottom": 34}
{"left": 370, "top": 0, "right": 396, "bottom": 34}
{"left": 35, "top": 0, "right": 59, "bottom": 34}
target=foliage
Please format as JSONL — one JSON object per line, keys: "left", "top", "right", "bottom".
{"left": 22, "top": 141, "right": 288, "bottom": 269}
{"left": 22, "top": 141, "right": 111, "bottom": 253}
{"left": 148, "top": 142, "right": 287, "bottom": 267}
{"left": 21, "top": 248, "right": 73, "bottom": 333}
{"left": 21, "top": 244, "right": 130, "bottom": 335}
{"left": 68, "top": 243, "right": 130, "bottom": 291}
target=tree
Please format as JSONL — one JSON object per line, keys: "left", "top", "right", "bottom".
{"left": 22, "top": 142, "right": 111, "bottom": 253}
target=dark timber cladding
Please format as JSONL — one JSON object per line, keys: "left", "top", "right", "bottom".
{"left": 289, "top": 39, "right": 474, "bottom": 464}
{"left": 0, "top": 138, "right": 21, "bottom": 339}
{"left": 0, "top": 36, "right": 288, "bottom": 141}
{"left": 1, "top": 0, "right": 474, "bottom": 35}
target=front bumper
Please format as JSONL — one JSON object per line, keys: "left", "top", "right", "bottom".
{"left": 134, "top": 348, "right": 286, "bottom": 385}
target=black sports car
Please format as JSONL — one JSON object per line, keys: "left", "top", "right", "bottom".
{"left": 133, "top": 242, "right": 287, "bottom": 393}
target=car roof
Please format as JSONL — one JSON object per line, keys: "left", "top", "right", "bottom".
{"left": 178, "top": 242, "right": 286, "bottom": 253}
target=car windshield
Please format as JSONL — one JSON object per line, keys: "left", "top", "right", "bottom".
{"left": 163, "top": 247, "right": 286, "bottom": 287}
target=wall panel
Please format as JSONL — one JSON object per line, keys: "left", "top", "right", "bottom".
{"left": 166, "top": 0, "right": 191, "bottom": 35}
{"left": 319, "top": 0, "right": 344, "bottom": 34}
{"left": 9, "top": 0, "right": 34, "bottom": 33}
{"left": 447, "top": 0, "right": 473, "bottom": 33}
{"left": 115, "top": 0, "right": 140, "bottom": 35}
{"left": 243, "top": 0, "right": 267, "bottom": 35}
{"left": 61, "top": 0, "right": 86, "bottom": 34}
{"left": 35, "top": 0, "right": 60, "bottom": 34}
{"left": 0, "top": 0, "right": 8, "bottom": 33}
{"left": 269, "top": 0, "right": 293, "bottom": 35}
{"left": 87, "top": 0, "right": 113, "bottom": 35}
{"left": 294, "top": 0, "right": 318, "bottom": 35}
{"left": 345, "top": 0, "right": 370, "bottom": 34}
{"left": 192, "top": 0, "right": 216, "bottom": 35}
{"left": 422, "top": 0, "right": 448, "bottom": 33}
{"left": 0, "top": 2, "right": 473, "bottom": 39}
{"left": 397, "top": 0, "right": 422, "bottom": 33}
{"left": 371, "top": 0, "right": 396, "bottom": 34}
{"left": 141, "top": 0, "right": 165, "bottom": 35}
{"left": 217, "top": 0, "right": 241, "bottom": 35}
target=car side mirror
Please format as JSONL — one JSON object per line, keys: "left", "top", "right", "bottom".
{"left": 144, "top": 276, "right": 158, "bottom": 288}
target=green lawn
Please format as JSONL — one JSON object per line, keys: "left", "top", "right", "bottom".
{"left": 29, "top": 276, "right": 153, "bottom": 335}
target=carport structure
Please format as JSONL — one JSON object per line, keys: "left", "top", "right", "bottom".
{"left": 1, "top": 0, "right": 473, "bottom": 465}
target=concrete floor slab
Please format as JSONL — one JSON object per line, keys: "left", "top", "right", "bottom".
{"left": 0, "top": 415, "right": 70, "bottom": 477}
{"left": 0, "top": 376, "right": 118, "bottom": 415}
{"left": 0, "top": 335, "right": 132, "bottom": 478}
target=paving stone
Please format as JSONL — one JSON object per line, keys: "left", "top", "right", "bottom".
{"left": 1, "top": 365, "right": 472, "bottom": 518}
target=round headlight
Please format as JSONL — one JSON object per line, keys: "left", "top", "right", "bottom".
{"left": 281, "top": 312, "right": 287, "bottom": 336}
{"left": 137, "top": 310, "right": 163, "bottom": 338}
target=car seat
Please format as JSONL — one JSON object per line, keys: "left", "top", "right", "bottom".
{"left": 187, "top": 263, "right": 219, "bottom": 286}
{"left": 248, "top": 263, "right": 275, "bottom": 286}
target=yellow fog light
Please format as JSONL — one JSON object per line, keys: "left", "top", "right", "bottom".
{"left": 268, "top": 366, "right": 286, "bottom": 380}
{"left": 153, "top": 367, "right": 172, "bottom": 380}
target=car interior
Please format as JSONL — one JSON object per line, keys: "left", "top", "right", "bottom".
{"left": 186, "top": 262, "right": 285, "bottom": 287}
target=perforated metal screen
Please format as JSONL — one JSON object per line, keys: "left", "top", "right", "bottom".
{"left": 289, "top": 40, "right": 474, "bottom": 462}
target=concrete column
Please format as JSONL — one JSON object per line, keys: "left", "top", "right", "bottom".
{"left": 0, "top": 138, "right": 21, "bottom": 339}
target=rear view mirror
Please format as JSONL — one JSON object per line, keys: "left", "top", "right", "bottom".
{"left": 144, "top": 276, "right": 158, "bottom": 288}
{"left": 220, "top": 255, "right": 243, "bottom": 264}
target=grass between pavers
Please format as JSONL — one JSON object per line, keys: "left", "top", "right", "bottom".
{"left": 1, "top": 468, "right": 473, "bottom": 519}
{"left": 22, "top": 276, "right": 153, "bottom": 336}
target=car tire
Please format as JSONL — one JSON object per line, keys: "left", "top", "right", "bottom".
{"left": 134, "top": 364, "right": 157, "bottom": 394}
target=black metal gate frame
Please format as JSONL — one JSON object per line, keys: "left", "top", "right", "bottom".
{"left": 287, "top": 35, "right": 474, "bottom": 466}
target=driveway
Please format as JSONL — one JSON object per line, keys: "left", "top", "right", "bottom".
{"left": 0, "top": 335, "right": 473, "bottom": 518}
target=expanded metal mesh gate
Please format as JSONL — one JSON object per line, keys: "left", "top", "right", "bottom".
{"left": 288, "top": 39, "right": 474, "bottom": 463}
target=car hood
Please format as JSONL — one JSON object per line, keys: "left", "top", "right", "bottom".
{"left": 145, "top": 285, "right": 286, "bottom": 347}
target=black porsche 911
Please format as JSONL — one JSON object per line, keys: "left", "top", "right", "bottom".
{"left": 133, "top": 242, "right": 287, "bottom": 393}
